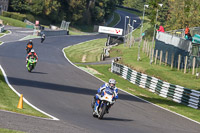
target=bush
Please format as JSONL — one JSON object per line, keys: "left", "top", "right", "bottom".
{"left": 26, "top": 14, "right": 35, "bottom": 23}
{"left": 2, "top": 11, "right": 26, "bottom": 21}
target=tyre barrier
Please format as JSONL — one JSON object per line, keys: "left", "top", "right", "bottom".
{"left": 111, "top": 61, "right": 200, "bottom": 109}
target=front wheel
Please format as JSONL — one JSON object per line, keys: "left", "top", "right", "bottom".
{"left": 98, "top": 103, "right": 107, "bottom": 119}
{"left": 28, "top": 65, "right": 33, "bottom": 72}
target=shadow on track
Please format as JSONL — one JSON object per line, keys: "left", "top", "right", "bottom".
{"left": 6, "top": 76, "right": 184, "bottom": 106}
{"left": 102, "top": 117, "right": 133, "bottom": 122}
{"left": 30, "top": 71, "right": 48, "bottom": 74}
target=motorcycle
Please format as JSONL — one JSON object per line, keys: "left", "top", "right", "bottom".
{"left": 92, "top": 88, "right": 115, "bottom": 119}
{"left": 27, "top": 56, "right": 37, "bottom": 72}
{"left": 26, "top": 44, "right": 33, "bottom": 54}
{"left": 41, "top": 34, "right": 45, "bottom": 43}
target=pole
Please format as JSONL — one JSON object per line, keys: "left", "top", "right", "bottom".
{"left": 150, "top": 8, "right": 159, "bottom": 64}
{"left": 137, "top": 5, "right": 146, "bottom": 61}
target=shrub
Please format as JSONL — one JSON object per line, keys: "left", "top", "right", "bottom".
{"left": 26, "top": 14, "right": 35, "bottom": 23}
{"left": 2, "top": 11, "right": 26, "bottom": 21}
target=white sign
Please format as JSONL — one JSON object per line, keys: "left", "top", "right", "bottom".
{"left": 98, "top": 26, "right": 123, "bottom": 35}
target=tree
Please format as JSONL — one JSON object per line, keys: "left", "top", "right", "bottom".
{"left": 9, "top": 0, "right": 28, "bottom": 13}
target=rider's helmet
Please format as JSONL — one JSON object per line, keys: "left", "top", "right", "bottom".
{"left": 29, "top": 40, "right": 32, "bottom": 43}
{"left": 108, "top": 79, "right": 116, "bottom": 89}
{"left": 30, "top": 49, "right": 35, "bottom": 53}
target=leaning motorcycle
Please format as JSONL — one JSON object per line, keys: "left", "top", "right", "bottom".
{"left": 27, "top": 57, "right": 37, "bottom": 72}
{"left": 26, "top": 44, "right": 33, "bottom": 54}
{"left": 92, "top": 88, "right": 115, "bottom": 119}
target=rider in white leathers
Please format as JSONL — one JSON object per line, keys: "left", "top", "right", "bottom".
{"left": 93, "top": 79, "right": 118, "bottom": 115}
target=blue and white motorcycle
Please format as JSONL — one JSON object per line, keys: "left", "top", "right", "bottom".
{"left": 92, "top": 88, "right": 115, "bottom": 119}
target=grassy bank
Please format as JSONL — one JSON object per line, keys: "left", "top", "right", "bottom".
{"left": 64, "top": 38, "right": 107, "bottom": 63}
{"left": 0, "top": 70, "right": 49, "bottom": 118}
{"left": 0, "top": 16, "right": 26, "bottom": 27}
{"left": 0, "top": 128, "right": 24, "bottom": 133}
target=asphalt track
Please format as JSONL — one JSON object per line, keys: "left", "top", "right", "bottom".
{"left": 0, "top": 10, "right": 200, "bottom": 133}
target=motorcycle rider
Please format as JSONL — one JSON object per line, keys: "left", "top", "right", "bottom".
{"left": 41, "top": 33, "right": 45, "bottom": 43}
{"left": 93, "top": 79, "right": 118, "bottom": 115}
{"left": 26, "top": 49, "right": 38, "bottom": 67}
{"left": 26, "top": 40, "right": 33, "bottom": 53}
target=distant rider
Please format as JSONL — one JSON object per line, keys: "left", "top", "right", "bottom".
{"left": 26, "top": 40, "right": 33, "bottom": 53}
{"left": 93, "top": 79, "right": 118, "bottom": 115}
{"left": 41, "top": 33, "right": 45, "bottom": 43}
{"left": 26, "top": 49, "right": 38, "bottom": 67}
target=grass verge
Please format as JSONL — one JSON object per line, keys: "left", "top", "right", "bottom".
{"left": 64, "top": 38, "right": 106, "bottom": 63}
{"left": 0, "top": 70, "right": 49, "bottom": 118}
{"left": 0, "top": 128, "right": 24, "bottom": 133}
{"left": 0, "top": 16, "right": 26, "bottom": 28}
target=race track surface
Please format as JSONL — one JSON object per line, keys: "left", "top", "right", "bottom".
{"left": 0, "top": 10, "right": 200, "bottom": 133}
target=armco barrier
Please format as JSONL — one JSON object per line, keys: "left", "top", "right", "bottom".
{"left": 111, "top": 61, "right": 200, "bottom": 109}
{"left": 41, "top": 30, "right": 68, "bottom": 36}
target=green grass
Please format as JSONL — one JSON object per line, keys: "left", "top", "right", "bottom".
{"left": 0, "top": 128, "right": 24, "bottom": 133}
{"left": 68, "top": 27, "right": 90, "bottom": 35}
{"left": 64, "top": 38, "right": 107, "bottom": 63}
{"left": 0, "top": 70, "right": 49, "bottom": 118}
{"left": 108, "top": 12, "right": 120, "bottom": 27}
{"left": 0, "top": 16, "right": 26, "bottom": 28}
{"left": 2, "top": 30, "right": 10, "bottom": 34}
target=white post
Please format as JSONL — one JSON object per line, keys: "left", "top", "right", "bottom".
{"left": 137, "top": 4, "right": 148, "bottom": 61}
{"left": 150, "top": 4, "right": 163, "bottom": 64}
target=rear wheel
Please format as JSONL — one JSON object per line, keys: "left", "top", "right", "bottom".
{"left": 98, "top": 103, "right": 106, "bottom": 119}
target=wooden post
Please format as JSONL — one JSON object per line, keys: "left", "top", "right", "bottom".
{"left": 184, "top": 56, "right": 188, "bottom": 73}
{"left": 192, "top": 57, "right": 196, "bottom": 75}
{"left": 142, "top": 40, "right": 146, "bottom": 53}
{"left": 177, "top": 54, "right": 181, "bottom": 71}
{"left": 151, "top": 49, "right": 154, "bottom": 62}
{"left": 159, "top": 51, "right": 163, "bottom": 65}
{"left": 171, "top": 53, "right": 174, "bottom": 69}
{"left": 146, "top": 42, "right": 149, "bottom": 56}
{"left": 165, "top": 51, "right": 168, "bottom": 66}
{"left": 148, "top": 43, "right": 151, "bottom": 57}
{"left": 155, "top": 50, "right": 158, "bottom": 64}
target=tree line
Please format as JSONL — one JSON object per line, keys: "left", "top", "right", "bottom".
{"left": 8, "top": 0, "right": 122, "bottom": 25}
{"left": 123, "top": 0, "right": 200, "bottom": 31}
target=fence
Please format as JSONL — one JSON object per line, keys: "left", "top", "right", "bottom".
{"left": 111, "top": 61, "right": 200, "bottom": 109}
{"left": 142, "top": 40, "right": 200, "bottom": 75}
{"left": 166, "top": 27, "right": 200, "bottom": 38}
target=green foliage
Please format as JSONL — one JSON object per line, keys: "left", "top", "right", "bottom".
{"left": 9, "top": 0, "right": 28, "bottom": 13}
{"left": 2, "top": 11, "right": 26, "bottom": 21}
{"left": 26, "top": 14, "right": 35, "bottom": 22}
{"left": 123, "top": 0, "right": 147, "bottom": 12}
{"left": 8, "top": 0, "right": 118, "bottom": 25}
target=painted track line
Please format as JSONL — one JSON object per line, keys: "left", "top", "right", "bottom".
{"left": 62, "top": 40, "right": 200, "bottom": 125}
{"left": 0, "top": 65, "right": 59, "bottom": 121}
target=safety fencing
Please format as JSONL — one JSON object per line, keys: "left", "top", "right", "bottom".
{"left": 111, "top": 61, "right": 200, "bottom": 109}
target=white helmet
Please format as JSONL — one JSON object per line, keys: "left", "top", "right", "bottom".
{"left": 30, "top": 40, "right": 32, "bottom": 42}
{"left": 30, "top": 49, "right": 35, "bottom": 53}
{"left": 109, "top": 79, "right": 116, "bottom": 89}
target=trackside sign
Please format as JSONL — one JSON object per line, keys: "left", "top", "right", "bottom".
{"left": 98, "top": 26, "right": 123, "bottom": 35}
